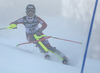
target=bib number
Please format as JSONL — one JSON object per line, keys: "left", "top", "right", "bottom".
{"left": 29, "top": 28, "right": 35, "bottom": 32}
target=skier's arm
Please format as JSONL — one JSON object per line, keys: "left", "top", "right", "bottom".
{"left": 10, "top": 17, "right": 23, "bottom": 25}
{"left": 37, "top": 17, "right": 47, "bottom": 32}
{"left": 9, "top": 17, "right": 24, "bottom": 29}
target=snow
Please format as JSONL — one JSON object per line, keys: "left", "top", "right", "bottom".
{"left": 0, "top": 16, "right": 100, "bottom": 73}
{"left": 0, "top": 45, "right": 79, "bottom": 73}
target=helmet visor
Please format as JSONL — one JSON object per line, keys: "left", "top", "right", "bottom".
{"left": 26, "top": 9, "right": 35, "bottom": 17}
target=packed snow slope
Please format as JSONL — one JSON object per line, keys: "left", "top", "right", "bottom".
{"left": 0, "top": 16, "right": 100, "bottom": 73}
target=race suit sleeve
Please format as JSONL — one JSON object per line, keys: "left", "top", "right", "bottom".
{"left": 37, "top": 17, "right": 47, "bottom": 30}
{"left": 10, "top": 17, "right": 23, "bottom": 25}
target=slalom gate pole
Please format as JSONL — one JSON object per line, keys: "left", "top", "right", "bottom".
{"left": 81, "top": 0, "right": 98, "bottom": 73}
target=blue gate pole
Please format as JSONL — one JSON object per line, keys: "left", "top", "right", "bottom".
{"left": 81, "top": 0, "right": 98, "bottom": 73}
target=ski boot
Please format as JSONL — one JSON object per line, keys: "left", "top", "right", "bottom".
{"left": 62, "top": 57, "right": 69, "bottom": 65}
{"left": 45, "top": 54, "right": 50, "bottom": 59}
{"left": 44, "top": 52, "right": 50, "bottom": 59}
{"left": 62, "top": 59, "right": 68, "bottom": 65}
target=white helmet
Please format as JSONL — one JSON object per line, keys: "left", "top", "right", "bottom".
{"left": 26, "top": 4, "right": 36, "bottom": 18}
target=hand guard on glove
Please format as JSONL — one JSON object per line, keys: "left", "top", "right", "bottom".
{"left": 9, "top": 24, "right": 17, "bottom": 29}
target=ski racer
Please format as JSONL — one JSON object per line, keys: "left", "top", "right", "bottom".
{"left": 9, "top": 4, "right": 68, "bottom": 64}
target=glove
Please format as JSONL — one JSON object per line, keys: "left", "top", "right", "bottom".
{"left": 36, "top": 28, "right": 43, "bottom": 36}
{"left": 37, "top": 28, "right": 43, "bottom": 33}
{"left": 36, "top": 32, "right": 41, "bottom": 36}
{"left": 8, "top": 24, "right": 17, "bottom": 29}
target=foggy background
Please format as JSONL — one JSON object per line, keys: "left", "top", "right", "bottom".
{"left": 0, "top": 0, "right": 100, "bottom": 60}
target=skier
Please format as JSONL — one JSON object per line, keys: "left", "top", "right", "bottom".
{"left": 9, "top": 4, "right": 68, "bottom": 64}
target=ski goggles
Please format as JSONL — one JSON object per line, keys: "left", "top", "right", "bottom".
{"left": 26, "top": 9, "right": 35, "bottom": 13}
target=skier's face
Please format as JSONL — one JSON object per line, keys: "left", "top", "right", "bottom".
{"left": 26, "top": 9, "right": 35, "bottom": 18}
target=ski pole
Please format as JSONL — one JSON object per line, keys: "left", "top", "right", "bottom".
{"left": 0, "top": 24, "right": 17, "bottom": 30}
{"left": 0, "top": 27, "right": 9, "bottom": 30}
{"left": 47, "top": 36, "right": 82, "bottom": 44}
{"left": 17, "top": 35, "right": 82, "bottom": 46}
{"left": 16, "top": 36, "right": 51, "bottom": 46}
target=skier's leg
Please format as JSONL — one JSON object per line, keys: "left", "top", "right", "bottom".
{"left": 35, "top": 42, "right": 47, "bottom": 53}
{"left": 26, "top": 33, "right": 48, "bottom": 52}
{"left": 48, "top": 46, "right": 69, "bottom": 64}
{"left": 34, "top": 42, "right": 50, "bottom": 59}
{"left": 26, "top": 33, "right": 35, "bottom": 42}
{"left": 41, "top": 40, "right": 69, "bottom": 64}
{"left": 33, "top": 34, "right": 68, "bottom": 64}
